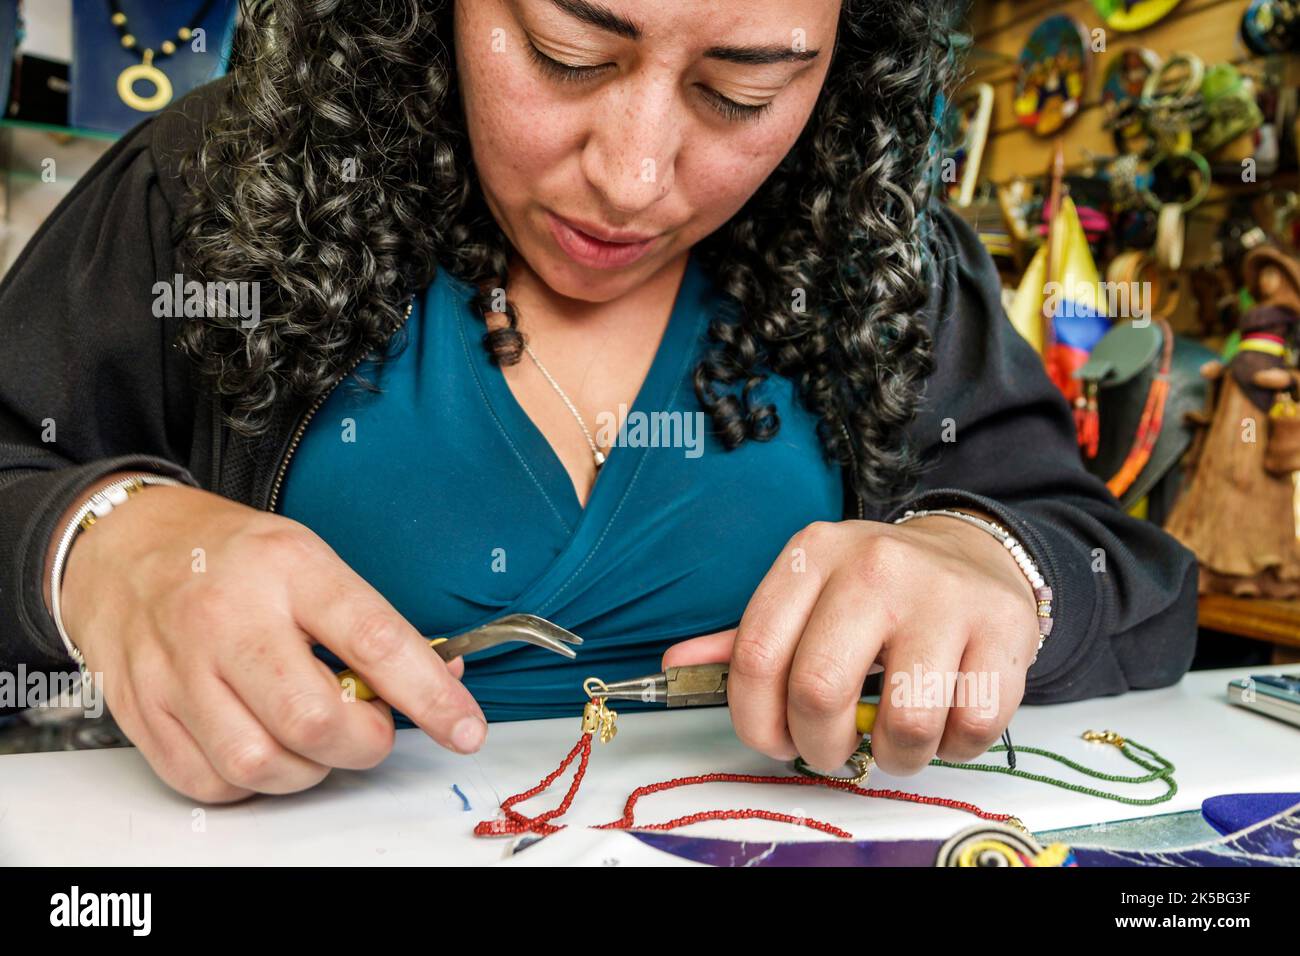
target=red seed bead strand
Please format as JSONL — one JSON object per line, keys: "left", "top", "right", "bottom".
{"left": 473, "top": 733, "right": 594, "bottom": 837}
{"left": 598, "top": 772, "right": 1020, "bottom": 834}
{"left": 597, "top": 772, "right": 852, "bottom": 837}
{"left": 474, "top": 726, "right": 1021, "bottom": 840}
{"left": 612, "top": 808, "right": 852, "bottom": 839}
{"left": 850, "top": 786, "right": 1020, "bottom": 826}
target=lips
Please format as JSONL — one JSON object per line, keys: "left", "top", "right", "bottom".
{"left": 547, "top": 211, "right": 660, "bottom": 270}
{"left": 559, "top": 215, "right": 658, "bottom": 244}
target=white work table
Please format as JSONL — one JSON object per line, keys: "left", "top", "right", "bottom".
{"left": 1, "top": 666, "right": 1297, "bottom": 865}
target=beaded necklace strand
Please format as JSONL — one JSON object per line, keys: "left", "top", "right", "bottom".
{"left": 931, "top": 732, "right": 1176, "bottom": 804}
{"left": 473, "top": 700, "right": 1026, "bottom": 840}
{"left": 795, "top": 728, "right": 1178, "bottom": 806}
{"left": 472, "top": 687, "right": 1177, "bottom": 841}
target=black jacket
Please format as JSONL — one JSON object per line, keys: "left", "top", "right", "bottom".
{"left": 0, "top": 80, "right": 1200, "bottom": 714}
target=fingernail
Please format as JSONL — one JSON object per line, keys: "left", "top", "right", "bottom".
{"left": 452, "top": 716, "right": 487, "bottom": 753}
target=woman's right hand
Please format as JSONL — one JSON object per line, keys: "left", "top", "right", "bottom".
{"left": 49, "top": 474, "right": 488, "bottom": 803}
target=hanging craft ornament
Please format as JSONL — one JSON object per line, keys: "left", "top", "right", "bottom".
{"left": 1073, "top": 255, "right": 1182, "bottom": 495}
{"left": 1240, "top": 0, "right": 1300, "bottom": 55}
{"left": 1141, "top": 149, "right": 1211, "bottom": 272}
{"left": 1103, "top": 319, "right": 1176, "bottom": 497}
{"left": 1140, "top": 53, "right": 1207, "bottom": 155}
{"left": 1101, "top": 48, "right": 1161, "bottom": 155}
{"left": 107, "top": 0, "right": 217, "bottom": 113}
{"left": 1090, "top": 0, "right": 1184, "bottom": 32}
{"left": 1013, "top": 15, "right": 1091, "bottom": 137}
{"left": 473, "top": 678, "right": 1178, "bottom": 842}
{"left": 942, "top": 84, "right": 994, "bottom": 208}
{"left": 1197, "top": 63, "right": 1264, "bottom": 160}
{"left": 1148, "top": 153, "right": 1210, "bottom": 272}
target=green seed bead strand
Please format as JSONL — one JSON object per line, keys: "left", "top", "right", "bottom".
{"left": 832, "top": 730, "right": 1178, "bottom": 807}
{"left": 926, "top": 742, "right": 1177, "bottom": 806}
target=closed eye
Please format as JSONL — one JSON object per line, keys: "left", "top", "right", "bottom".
{"left": 696, "top": 87, "right": 772, "bottom": 123}
{"left": 526, "top": 40, "right": 611, "bottom": 82}
{"left": 525, "top": 39, "right": 773, "bottom": 124}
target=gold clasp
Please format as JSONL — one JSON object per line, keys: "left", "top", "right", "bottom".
{"left": 844, "top": 751, "right": 874, "bottom": 786}
{"left": 1082, "top": 729, "right": 1125, "bottom": 747}
{"left": 793, "top": 738, "right": 875, "bottom": 786}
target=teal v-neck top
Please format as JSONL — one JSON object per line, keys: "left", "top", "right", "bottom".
{"left": 277, "top": 251, "right": 843, "bottom": 723}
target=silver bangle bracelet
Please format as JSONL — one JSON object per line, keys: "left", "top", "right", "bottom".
{"left": 49, "top": 473, "right": 183, "bottom": 676}
{"left": 893, "top": 507, "right": 1055, "bottom": 663}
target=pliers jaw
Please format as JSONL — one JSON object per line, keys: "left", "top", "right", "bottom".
{"left": 596, "top": 662, "right": 729, "bottom": 706}
{"left": 434, "top": 613, "right": 584, "bottom": 661}
{"left": 335, "top": 612, "right": 583, "bottom": 703}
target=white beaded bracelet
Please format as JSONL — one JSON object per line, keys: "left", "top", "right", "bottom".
{"left": 49, "top": 473, "right": 183, "bottom": 678}
{"left": 893, "top": 507, "right": 1054, "bottom": 663}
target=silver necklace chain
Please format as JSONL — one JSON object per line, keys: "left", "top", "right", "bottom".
{"left": 521, "top": 340, "right": 607, "bottom": 469}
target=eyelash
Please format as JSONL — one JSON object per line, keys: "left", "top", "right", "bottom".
{"left": 701, "top": 90, "right": 772, "bottom": 124}
{"left": 524, "top": 40, "right": 772, "bottom": 124}
{"left": 526, "top": 40, "right": 605, "bottom": 83}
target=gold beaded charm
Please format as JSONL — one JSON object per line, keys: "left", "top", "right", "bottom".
{"left": 582, "top": 678, "right": 618, "bottom": 744}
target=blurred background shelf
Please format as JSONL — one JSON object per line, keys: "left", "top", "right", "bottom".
{"left": 0, "top": 117, "right": 119, "bottom": 142}
{"left": 1199, "top": 594, "right": 1300, "bottom": 661}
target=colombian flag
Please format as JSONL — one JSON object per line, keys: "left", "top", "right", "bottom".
{"left": 1007, "top": 195, "right": 1109, "bottom": 403}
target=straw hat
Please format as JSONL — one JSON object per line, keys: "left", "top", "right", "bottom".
{"left": 1242, "top": 246, "right": 1300, "bottom": 314}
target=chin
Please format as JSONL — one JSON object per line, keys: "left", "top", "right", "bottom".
{"left": 528, "top": 246, "right": 656, "bottom": 304}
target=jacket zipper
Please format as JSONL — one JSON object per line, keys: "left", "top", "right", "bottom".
{"left": 838, "top": 419, "right": 865, "bottom": 520}
{"left": 266, "top": 297, "right": 415, "bottom": 513}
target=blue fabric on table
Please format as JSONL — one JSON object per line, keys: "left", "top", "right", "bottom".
{"left": 1201, "top": 793, "right": 1300, "bottom": 836}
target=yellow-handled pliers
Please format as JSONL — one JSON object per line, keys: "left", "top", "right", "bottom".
{"left": 593, "top": 662, "right": 878, "bottom": 733}
{"left": 598, "top": 662, "right": 1017, "bottom": 766}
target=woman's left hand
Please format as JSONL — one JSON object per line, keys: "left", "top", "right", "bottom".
{"left": 662, "top": 513, "right": 1041, "bottom": 776}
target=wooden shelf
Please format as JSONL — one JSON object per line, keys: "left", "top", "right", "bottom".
{"left": 0, "top": 118, "right": 120, "bottom": 142}
{"left": 1198, "top": 594, "right": 1300, "bottom": 647}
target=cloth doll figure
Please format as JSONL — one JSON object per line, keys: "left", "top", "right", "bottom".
{"left": 1165, "top": 245, "right": 1300, "bottom": 598}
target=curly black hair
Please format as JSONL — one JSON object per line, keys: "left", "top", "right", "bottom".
{"left": 173, "top": 0, "right": 971, "bottom": 505}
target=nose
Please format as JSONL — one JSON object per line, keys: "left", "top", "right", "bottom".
{"left": 581, "top": 73, "right": 680, "bottom": 219}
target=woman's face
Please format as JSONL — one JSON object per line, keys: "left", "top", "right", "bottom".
{"left": 454, "top": 0, "right": 840, "bottom": 302}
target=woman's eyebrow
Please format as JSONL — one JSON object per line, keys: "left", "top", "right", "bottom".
{"left": 545, "top": 0, "right": 821, "bottom": 63}
{"left": 547, "top": 0, "right": 642, "bottom": 41}
{"left": 703, "top": 44, "right": 821, "bottom": 65}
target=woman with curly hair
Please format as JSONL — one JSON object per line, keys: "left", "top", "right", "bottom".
{"left": 0, "top": 0, "right": 1197, "bottom": 803}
